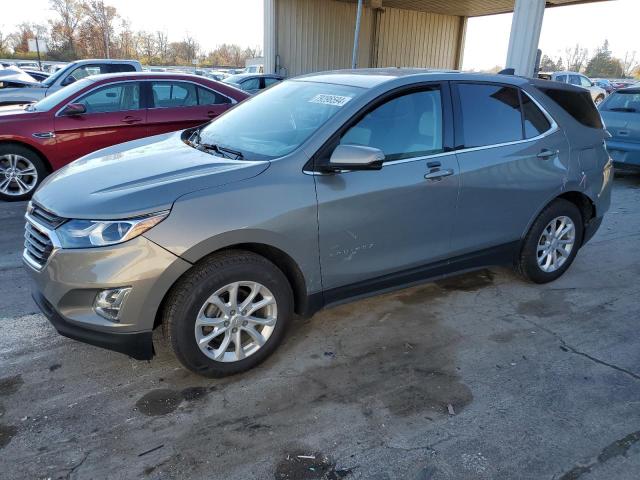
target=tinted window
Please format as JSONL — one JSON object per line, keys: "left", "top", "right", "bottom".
{"left": 75, "top": 82, "right": 140, "bottom": 113}
{"left": 522, "top": 93, "right": 551, "bottom": 138}
{"left": 197, "top": 86, "right": 231, "bottom": 105}
{"left": 108, "top": 64, "right": 136, "bottom": 73}
{"left": 540, "top": 87, "right": 603, "bottom": 129}
{"left": 151, "top": 81, "right": 197, "bottom": 108}
{"left": 602, "top": 90, "right": 640, "bottom": 112}
{"left": 264, "top": 77, "right": 281, "bottom": 87}
{"left": 569, "top": 75, "right": 581, "bottom": 86}
{"left": 340, "top": 87, "right": 443, "bottom": 161}
{"left": 556, "top": 75, "right": 567, "bottom": 83}
{"left": 241, "top": 78, "right": 260, "bottom": 91}
{"left": 457, "top": 84, "right": 522, "bottom": 147}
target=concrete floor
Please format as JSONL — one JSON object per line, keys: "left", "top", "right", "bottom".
{"left": 1, "top": 175, "right": 639, "bottom": 480}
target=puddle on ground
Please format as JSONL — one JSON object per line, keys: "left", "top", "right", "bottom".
{"left": 136, "top": 389, "right": 183, "bottom": 416}
{"left": 0, "top": 375, "right": 23, "bottom": 397}
{"left": 435, "top": 270, "right": 495, "bottom": 292}
{"left": 517, "top": 290, "right": 574, "bottom": 318}
{"left": 0, "top": 424, "right": 17, "bottom": 449}
{"left": 274, "top": 450, "right": 352, "bottom": 480}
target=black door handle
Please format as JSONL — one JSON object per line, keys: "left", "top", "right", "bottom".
{"left": 427, "top": 161, "right": 441, "bottom": 168}
{"left": 537, "top": 149, "right": 557, "bottom": 159}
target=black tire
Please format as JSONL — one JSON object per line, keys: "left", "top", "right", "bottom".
{"left": 516, "top": 199, "right": 584, "bottom": 284}
{"left": 163, "top": 250, "right": 294, "bottom": 377}
{"left": 0, "top": 144, "right": 48, "bottom": 202}
{"left": 594, "top": 95, "right": 605, "bottom": 106}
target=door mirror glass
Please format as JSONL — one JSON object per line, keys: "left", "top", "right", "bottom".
{"left": 61, "top": 103, "right": 87, "bottom": 116}
{"left": 326, "top": 144, "right": 384, "bottom": 172}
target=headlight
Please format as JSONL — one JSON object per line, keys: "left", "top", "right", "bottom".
{"left": 56, "top": 211, "right": 169, "bottom": 248}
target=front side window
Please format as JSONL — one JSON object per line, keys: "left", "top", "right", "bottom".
{"left": 569, "top": 75, "right": 582, "bottom": 86}
{"left": 197, "top": 80, "right": 364, "bottom": 159}
{"left": 264, "top": 77, "right": 281, "bottom": 87}
{"left": 556, "top": 75, "right": 567, "bottom": 83}
{"left": 241, "top": 78, "right": 261, "bottom": 90}
{"left": 197, "top": 86, "right": 231, "bottom": 105}
{"left": 579, "top": 76, "right": 592, "bottom": 88}
{"left": 151, "top": 81, "right": 197, "bottom": 108}
{"left": 69, "top": 64, "right": 107, "bottom": 82}
{"left": 340, "top": 87, "right": 443, "bottom": 161}
{"left": 457, "top": 84, "right": 522, "bottom": 148}
{"left": 75, "top": 82, "right": 140, "bottom": 114}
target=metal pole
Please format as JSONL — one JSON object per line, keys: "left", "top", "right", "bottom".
{"left": 35, "top": 37, "right": 42, "bottom": 70}
{"left": 351, "top": 0, "right": 363, "bottom": 69}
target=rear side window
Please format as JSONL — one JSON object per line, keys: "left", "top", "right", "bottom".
{"left": 540, "top": 87, "right": 603, "bottom": 129}
{"left": 457, "top": 84, "right": 523, "bottom": 147}
{"left": 197, "top": 86, "right": 231, "bottom": 105}
{"left": 555, "top": 75, "right": 567, "bottom": 83}
{"left": 241, "top": 78, "right": 260, "bottom": 90}
{"left": 522, "top": 94, "right": 551, "bottom": 138}
{"left": 151, "top": 81, "right": 197, "bottom": 108}
{"left": 108, "top": 64, "right": 137, "bottom": 73}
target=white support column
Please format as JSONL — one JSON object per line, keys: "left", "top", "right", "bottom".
{"left": 505, "top": 0, "right": 545, "bottom": 77}
{"left": 264, "top": 0, "right": 277, "bottom": 74}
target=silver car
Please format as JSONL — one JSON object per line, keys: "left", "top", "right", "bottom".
{"left": 538, "top": 71, "right": 607, "bottom": 105}
{"left": 0, "top": 59, "right": 141, "bottom": 106}
{"left": 24, "top": 69, "right": 613, "bottom": 377}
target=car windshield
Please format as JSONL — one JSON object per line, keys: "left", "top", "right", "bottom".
{"left": 41, "top": 63, "right": 73, "bottom": 86}
{"left": 197, "top": 80, "right": 364, "bottom": 159}
{"left": 603, "top": 90, "right": 640, "bottom": 112}
{"left": 29, "top": 78, "right": 94, "bottom": 112}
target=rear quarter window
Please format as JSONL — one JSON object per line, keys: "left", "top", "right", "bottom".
{"left": 539, "top": 87, "right": 603, "bottom": 129}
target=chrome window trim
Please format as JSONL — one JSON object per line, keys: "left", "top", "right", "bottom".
{"left": 303, "top": 88, "right": 559, "bottom": 175}
{"left": 147, "top": 79, "right": 237, "bottom": 110}
{"left": 55, "top": 79, "right": 236, "bottom": 117}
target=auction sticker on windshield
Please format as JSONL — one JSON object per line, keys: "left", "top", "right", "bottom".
{"left": 309, "top": 94, "right": 352, "bottom": 107}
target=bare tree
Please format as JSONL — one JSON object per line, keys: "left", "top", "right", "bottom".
{"left": 156, "top": 30, "right": 169, "bottom": 63}
{"left": 82, "top": 0, "right": 117, "bottom": 58}
{"left": 621, "top": 51, "right": 638, "bottom": 78}
{"left": 564, "top": 44, "right": 589, "bottom": 72}
{"left": 49, "top": 0, "right": 83, "bottom": 57}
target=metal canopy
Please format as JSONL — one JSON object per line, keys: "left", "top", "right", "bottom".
{"left": 339, "top": 0, "right": 611, "bottom": 17}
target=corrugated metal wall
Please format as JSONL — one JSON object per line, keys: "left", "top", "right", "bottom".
{"left": 274, "top": 0, "right": 463, "bottom": 77}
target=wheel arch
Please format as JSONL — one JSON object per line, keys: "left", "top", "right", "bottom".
{"left": 0, "top": 139, "right": 52, "bottom": 173}
{"left": 154, "top": 242, "right": 316, "bottom": 330}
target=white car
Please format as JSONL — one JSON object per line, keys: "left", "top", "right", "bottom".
{"left": 538, "top": 71, "right": 607, "bottom": 105}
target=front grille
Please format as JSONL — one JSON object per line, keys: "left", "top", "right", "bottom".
{"left": 30, "top": 203, "right": 66, "bottom": 229}
{"left": 24, "top": 220, "right": 54, "bottom": 269}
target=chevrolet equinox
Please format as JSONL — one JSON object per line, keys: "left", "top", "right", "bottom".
{"left": 24, "top": 69, "right": 612, "bottom": 377}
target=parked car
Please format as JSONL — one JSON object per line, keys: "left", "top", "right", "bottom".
{"left": 0, "top": 72, "right": 248, "bottom": 200}
{"left": 22, "top": 69, "right": 50, "bottom": 82}
{"left": 223, "top": 73, "right": 283, "bottom": 94}
{"left": 0, "top": 59, "right": 142, "bottom": 106}
{"left": 610, "top": 79, "right": 636, "bottom": 90}
{"left": 24, "top": 69, "right": 612, "bottom": 377}
{"left": 538, "top": 71, "right": 607, "bottom": 105}
{"left": 599, "top": 86, "right": 640, "bottom": 172}
{"left": 593, "top": 78, "right": 615, "bottom": 94}
{"left": 0, "top": 66, "right": 40, "bottom": 90}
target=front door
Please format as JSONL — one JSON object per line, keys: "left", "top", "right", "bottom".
{"left": 314, "top": 84, "right": 460, "bottom": 295}
{"left": 54, "top": 81, "right": 147, "bottom": 164}
{"left": 450, "top": 82, "right": 570, "bottom": 255}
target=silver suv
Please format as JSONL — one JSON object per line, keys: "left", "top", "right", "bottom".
{"left": 24, "top": 69, "right": 612, "bottom": 377}
{"left": 538, "top": 71, "right": 607, "bottom": 105}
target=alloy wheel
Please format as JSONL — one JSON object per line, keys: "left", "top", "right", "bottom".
{"left": 194, "top": 281, "right": 278, "bottom": 362}
{"left": 536, "top": 215, "right": 576, "bottom": 273}
{"left": 0, "top": 154, "right": 38, "bottom": 197}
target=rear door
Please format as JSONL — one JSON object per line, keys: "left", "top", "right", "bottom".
{"left": 314, "top": 83, "right": 460, "bottom": 294}
{"left": 450, "top": 82, "right": 569, "bottom": 255}
{"left": 54, "top": 81, "right": 147, "bottom": 164}
{"left": 146, "top": 80, "right": 232, "bottom": 136}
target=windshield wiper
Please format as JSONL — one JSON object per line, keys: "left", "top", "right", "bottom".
{"left": 187, "top": 128, "right": 244, "bottom": 160}
{"left": 609, "top": 107, "right": 637, "bottom": 112}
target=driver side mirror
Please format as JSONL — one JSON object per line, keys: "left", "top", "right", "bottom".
{"left": 61, "top": 103, "right": 87, "bottom": 116}
{"left": 324, "top": 144, "right": 384, "bottom": 172}
{"left": 61, "top": 76, "right": 76, "bottom": 87}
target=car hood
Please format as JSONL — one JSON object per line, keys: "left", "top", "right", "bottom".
{"left": 33, "top": 132, "right": 270, "bottom": 219}
{"left": 0, "top": 104, "right": 39, "bottom": 119}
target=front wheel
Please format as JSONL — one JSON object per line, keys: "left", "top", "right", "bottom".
{"left": 516, "top": 199, "right": 584, "bottom": 283}
{"left": 594, "top": 95, "right": 604, "bottom": 106}
{"left": 0, "top": 145, "right": 48, "bottom": 201}
{"left": 163, "top": 250, "right": 294, "bottom": 377}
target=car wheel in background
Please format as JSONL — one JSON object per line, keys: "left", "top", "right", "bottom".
{"left": 594, "top": 95, "right": 604, "bottom": 106}
{"left": 0, "top": 145, "right": 48, "bottom": 202}
{"left": 516, "top": 199, "right": 584, "bottom": 284}
{"left": 163, "top": 250, "right": 294, "bottom": 377}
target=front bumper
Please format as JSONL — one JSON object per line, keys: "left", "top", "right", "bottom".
{"left": 24, "top": 234, "right": 191, "bottom": 359}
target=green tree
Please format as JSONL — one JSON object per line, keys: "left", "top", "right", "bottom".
{"left": 584, "top": 40, "right": 623, "bottom": 78}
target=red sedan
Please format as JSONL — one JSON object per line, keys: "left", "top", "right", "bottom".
{"left": 0, "top": 72, "right": 249, "bottom": 200}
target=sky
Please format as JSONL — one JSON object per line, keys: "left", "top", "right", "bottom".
{"left": 1, "top": 0, "right": 638, "bottom": 69}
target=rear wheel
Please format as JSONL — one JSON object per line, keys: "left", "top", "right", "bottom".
{"left": 516, "top": 199, "right": 584, "bottom": 283}
{"left": 163, "top": 250, "right": 294, "bottom": 377}
{"left": 0, "top": 145, "right": 48, "bottom": 201}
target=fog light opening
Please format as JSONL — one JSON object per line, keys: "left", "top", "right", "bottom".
{"left": 94, "top": 287, "right": 132, "bottom": 322}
